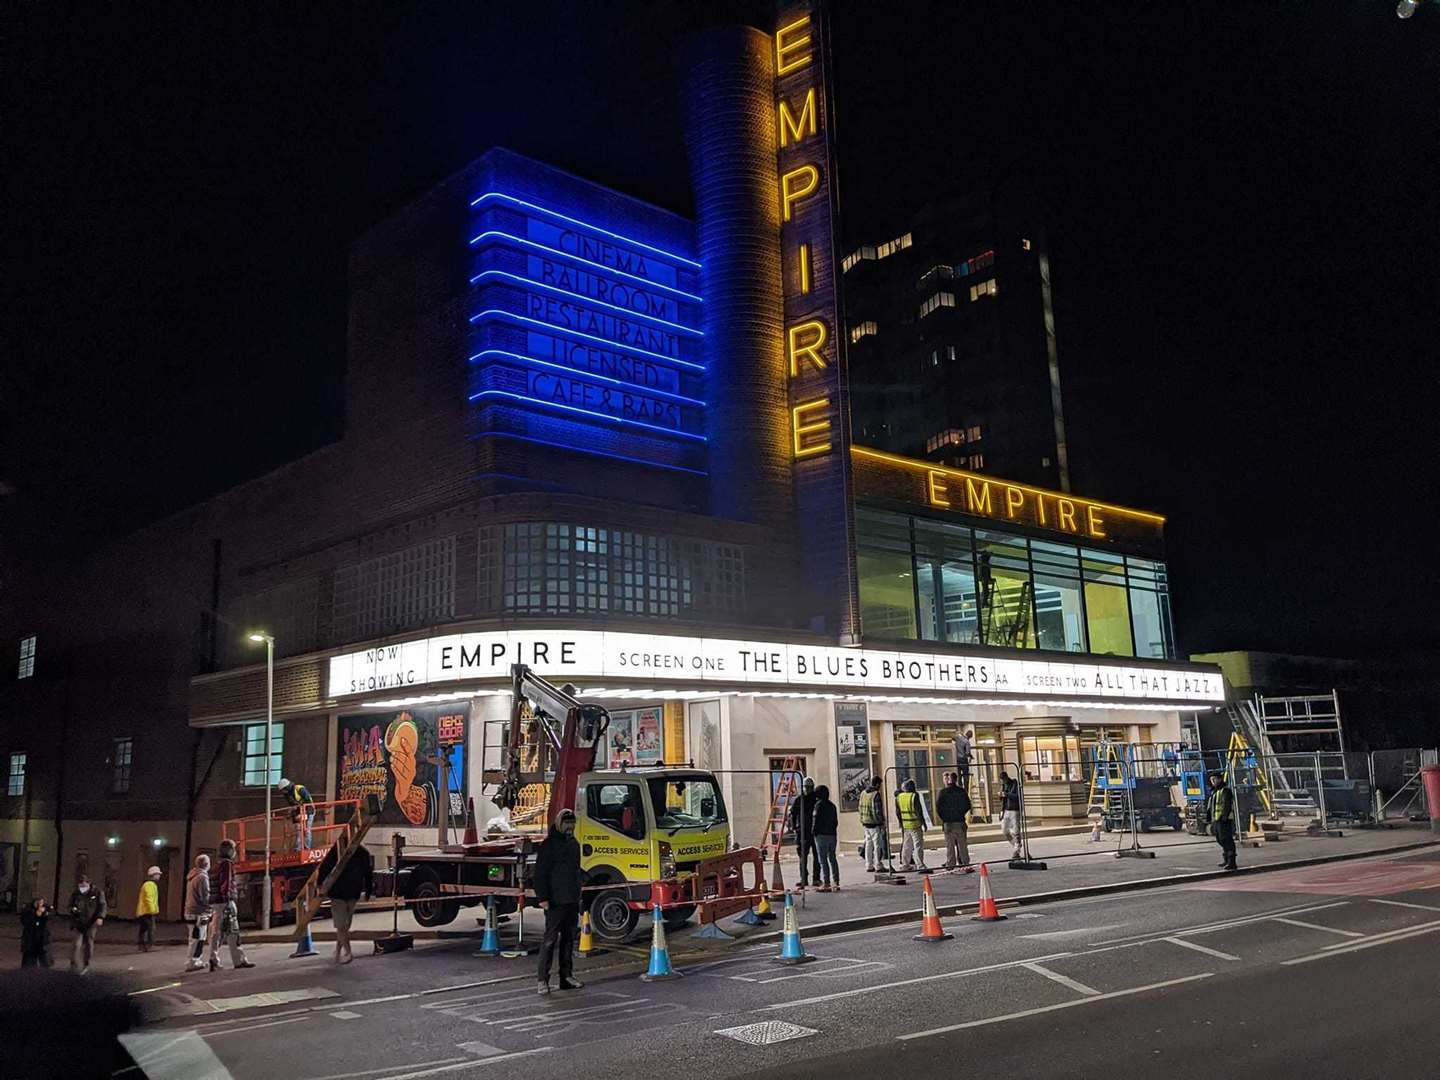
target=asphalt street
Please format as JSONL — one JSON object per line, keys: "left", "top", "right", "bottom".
{"left": 105, "top": 845, "right": 1440, "bottom": 1080}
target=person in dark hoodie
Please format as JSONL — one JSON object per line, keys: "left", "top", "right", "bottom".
{"left": 533, "top": 807, "right": 583, "bottom": 997}
{"left": 20, "top": 896, "right": 52, "bottom": 967}
{"left": 811, "top": 785, "right": 840, "bottom": 891}
{"left": 69, "top": 874, "right": 107, "bottom": 973}
{"left": 789, "top": 776, "right": 821, "bottom": 887}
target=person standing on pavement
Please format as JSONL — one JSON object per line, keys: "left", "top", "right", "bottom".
{"left": 68, "top": 874, "right": 107, "bottom": 974}
{"left": 811, "top": 785, "right": 840, "bottom": 891}
{"left": 184, "top": 854, "right": 211, "bottom": 972}
{"left": 896, "top": 779, "right": 928, "bottom": 871}
{"left": 20, "top": 897, "right": 52, "bottom": 968}
{"left": 208, "top": 839, "right": 255, "bottom": 971}
{"left": 1207, "top": 771, "right": 1239, "bottom": 871}
{"left": 859, "top": 776, "right": 887, "bottom": 873}
{"left": 999, "top": 770, "right": 1023, "bottom": 859}
{"left": 534, "top": 807, "right": 584, "bottom": 996}
{"left": 135, "top": 866, "right": 162, "bottom": 953}
{"left": 789, "top": 777, "right": 821, "bottom": 888}
{"left": 936, "top": 772, "right": 974, "bottom": 871}
{"left": 954, "top": 728, "right": 974, "bottom": 787}
{"left": 325, "top": 841, "right": 374, "bottom": 964}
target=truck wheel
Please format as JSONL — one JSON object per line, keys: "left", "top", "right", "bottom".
{"left": 663, "top": 904, "right": 696, "bottom": 931}
{"left": 589, "top": 889, "right": 640, "bottom": 942}
{"left": 411, "top": 875, "right": 459, "bottom": 928}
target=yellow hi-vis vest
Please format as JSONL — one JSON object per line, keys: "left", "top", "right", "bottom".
{"left": 896, "top": 791, "right": 924, "bottom": 831}
{"left": 1210, "top": 786, "right": 1235, "bottom": 823}
{"left": 858, "top": 790, "right": 883, "bottom": 827}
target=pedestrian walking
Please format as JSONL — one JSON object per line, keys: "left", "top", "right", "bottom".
{"left": 278, "top": 778, "right": 316, "bottom": 850}
{"left": 20, "top": 897, "right": 52, "bottom": 968}
{"left": 68, "top": 874, "right": 107, "bottom": 974}
{"left": 859, "top": 776, "right": 888, "bottom": 873}
{"left": 184, "top": 854, "right": 211, "bottom": 972}
{"left": 954, "top": 728, "right": 974, "bottom": 787}
{"left": 999, "top": 770, "right": 1023, "bottom": 858}
{"left": 208, "top": 840, "right": 255, "bottom": 971}
{"left": 936, "top": 772, "right": 974, "bottom": 871}
{"left": 135, "top": 866, "right": 162, "bottom": 952}
{"left": 896, "top": 779, "right": 928, "bottom": 871}
{"left": 1207, "top": 771, "right": 1239, "bottom": 871}
{"left": 534, "top": 807, "right": 583, "bottom": 996}
{"left": 324, "top": 840, "right": 374, "bottom": 964}
{"left": 790, "top": 777, "right": 821, "bottom": 887}
{"left": 812, "top": 785, "right": 840, "bottom": 891}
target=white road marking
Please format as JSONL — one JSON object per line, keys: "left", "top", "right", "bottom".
{"left": 202, "top": 1015, "right": 308, "bottom": 1037}
{"left": 339, "top": 993, "right": 414, "bottom": 1007}
{"left": 896, "top": 973, "right": 1214, "bottom": 1040}
{"left": 301, "top": 1060, "right": 467, "bottom": 1080}
{"left": 329, "top": 1010, "right": 363, "bottom": 1020}
{"left": 127, "top": 981, "right": 183, "bottom": 996}
{"left": 1283, "top": 920, "right": 1440, "bottom": 966}
{"left": 1163, "top": 936, "right": 1239, "bottom": 961}
{"left": 1088, "top": 900, "right": 1349, "bottom": 946}
{"left": 1271, "top": 917, "right": 1363, "bottom": 938}
{"left": 1022, "top": 963, "right": 1099, "bottom": 996}
{"left": 371, "top": 1047, "right": 553, "bottom": 1080}
{"left": 762, "top": 951, "right": 1076, "bottom": 1011}
{"left": 456, "top": 1042, "right": 506, "bottom": 1057}
{"left": 1019, "top": 923, "right": 1130, "bottom": 940}
{"left": 1370, "top": 898, "right": 1440, "bottom": 913}
{"left": 200, "top": 986, "right": 341, "bottom": 1013}
{"left": 119, "top": 1030, "right": 235, "bottom": 1080}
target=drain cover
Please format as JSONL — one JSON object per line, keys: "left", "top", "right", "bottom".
{"left": 715, "top": 1021, "right": 819, "bottom": 1046}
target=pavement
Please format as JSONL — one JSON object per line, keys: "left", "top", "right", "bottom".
{"left": 95, "top": 838, "right": 1440, "bottom": 1079}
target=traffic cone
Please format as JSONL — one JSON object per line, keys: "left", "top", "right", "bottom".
{"left": 290, "top": 922, "right": 319, "bottom": 958}
{"left": 913, "top": 875, "right": 954, "bottom": 942}
{"left": 773, "top": 892, "right": 815, "bottom": 965}
{"left": 577, "top": 910, "right": 598, "bottom": 956}
{"left": 770, "top": 849, "right": 785, "bottom": 898}
{"left": 475, "top": 895, "right": 501, "bottom": 956}
{"left": 971, "top": 862, "right": 1006, "bottom": 922}
{"left": 639, "top": 904, "right": 681, "bottom": 981}
{"left": 462, "top": 798, "right": 480, "bottom": 847}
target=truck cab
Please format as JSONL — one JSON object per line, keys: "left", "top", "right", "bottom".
{"left": 575, "top": 768, "right": 731, "bottom": 940}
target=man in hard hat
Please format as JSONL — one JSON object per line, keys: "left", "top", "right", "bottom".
{"left": 135, "top": 865, "right": 162, "bottom": 952}
{"left": 534, "top": 808, "right": 583, "bottom": 996}
{"left": 277, "top": 778, "right": 315, "bottom": 850}
{"left": 896, "top": 779, "right": 928, "bottom": 872}
{"left": 1207, "top": 771, "right": 1238, "bottom": 871}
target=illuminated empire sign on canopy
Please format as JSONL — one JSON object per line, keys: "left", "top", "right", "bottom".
{"left": 328, "top": 629, "right": 1226, "bottom": 705}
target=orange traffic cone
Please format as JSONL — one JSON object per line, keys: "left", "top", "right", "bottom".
{"left": 462, "top": 798, "right": 480, "bottom": 847}
{"left": 971, "top": 862, "right": 1007, "bottom": 922}
{"left": 1248, "top": 814, "right": 1265, "bottom": 848}
{"left": 770, "top": 849, "right": 785, "bottom": 899}
{"left": 913, "top": 875, "right": 954, "bottom": 942}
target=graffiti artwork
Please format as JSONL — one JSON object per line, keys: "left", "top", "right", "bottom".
{"left": 337, "top": 705, "right": 467, "bottom": 828}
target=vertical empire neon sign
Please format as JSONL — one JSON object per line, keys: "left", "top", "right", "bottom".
{"left": 774, "top": 0, "right": 861, "bottom": 638}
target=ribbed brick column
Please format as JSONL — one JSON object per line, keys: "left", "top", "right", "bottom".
{"left": 681, "top": 26, "right": 793, "bottom": 532}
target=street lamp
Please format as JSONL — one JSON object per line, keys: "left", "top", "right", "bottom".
{"left": 248, "top": 631, "right": 275, "bottom": 930}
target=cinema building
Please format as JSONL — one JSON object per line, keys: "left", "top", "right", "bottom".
{"left": 1, "top": 4, "right": 1222, "bottom": 913}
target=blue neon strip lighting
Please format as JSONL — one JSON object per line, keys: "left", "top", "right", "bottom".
{"left": 468, "top": 231, "right": 704, "bottom": 304}
{"left": 468, "top": 192, "right": 701, "bottom": 270}
{"left": 474, "top": 430, "right": 707, "bottom": 476}
{"left": 468, "top": 309, "right": 705, "bottom": 371}
{"left": 468, "top": 349, "right": 706, "bottom": 407}
{"left": 470, "top": 270, "right": 703, "bottom": 337}
{"left": 468, "top": 390, "right": 707, "bottom": 442}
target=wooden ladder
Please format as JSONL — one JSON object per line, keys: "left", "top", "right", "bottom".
{"left": 759, "top": 757, "right": 804, "bottom": 859}
{"left": 293, "top": 796, "right": 379, "bottom": 937}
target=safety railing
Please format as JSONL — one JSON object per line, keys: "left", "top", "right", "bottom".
{"left": 223, "top": 798, "right": 362, "bottom": 869}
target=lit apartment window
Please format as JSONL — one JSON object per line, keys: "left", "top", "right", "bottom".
{"left": 849, "top": 320, "right": 878, "bottom": 344}
{"left": 1022, "top": 238, "right": 1033, "bottom": 251}
{"left": 18, "top": 636, "right": 35, "bottom": 679}
{"left": 919, "top": 291, "right": 956, "bottom": 319}
{"left": 969, "top": 278, "right": 998, "bottom": 302}
{"left": 967, "top": 425, "right": 982, "bottom": 442}
{"left": 7, "top": 752, "right": 25, "bottom": 797}
{"left": 926, "top": 429, "right": 965, "bottom": 453}
{"left": 969, "top": 454, "right": 985, "bottom": 470}
{"left": 958, "top": 250, "right": 996, "bottom": 278}
{"left": 877, "top": 232, "right": 913, "bottom": 259}
{"left": 112, "top": 737, "right": 133, "bottom": 795}
{"left": 842, "top": 245, "right": 878, "bottom": 273}
{"left": 242, "top": 722, "right": 284, "bottom": 787}
{"left": 918, "top": 264, "right": 954, "bottom": 290}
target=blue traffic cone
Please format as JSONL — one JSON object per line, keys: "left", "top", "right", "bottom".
{"left": 639, "top": 904, "right": 682, "bottom": 981}
{"left": 290, "top": 921, "right": 318, "bottom": 959}
{"left": 475, "top": 896, "right": 501, "bottom": 957}
{"left": 773, "top": 891, "right": 815, "bottom": 965}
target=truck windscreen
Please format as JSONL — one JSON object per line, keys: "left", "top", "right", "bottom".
{"left": 647, "top": 777, "right": 727, "bottom": 830}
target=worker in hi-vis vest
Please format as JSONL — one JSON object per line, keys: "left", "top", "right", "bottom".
{"left": 1206, "top": 771, "right": 1238, "bottom": 871}
{"left": 859, "top": 776, "right": 889, "bottom": 873}
{"left": 895, "top": 779, "right": 928, "bottom": 871}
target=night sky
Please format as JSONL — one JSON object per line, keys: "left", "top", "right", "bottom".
{"left": 5, "top": 2, "right": 1437, "bottom": 659}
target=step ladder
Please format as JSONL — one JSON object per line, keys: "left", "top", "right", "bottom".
{"left": 1085, "top": 741, "right": 1127, "bottom": 821}
{"left": 760, "top": 757, "right": 805, "bottom": 860}
{"left": 294, "top": 795, "right": 380, "bottom": 937}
